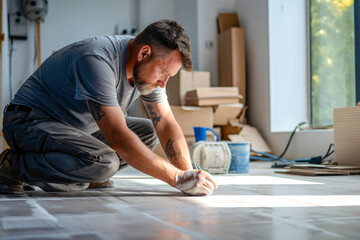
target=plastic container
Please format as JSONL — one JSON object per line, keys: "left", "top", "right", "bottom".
{"left": 193, "top": 127, "right": 220, "bottom": 142}
{"left": 191, "top": 141, "right": 231, "bottom": 174}
{"left": 227, "top": 142, "right": 250, "bottom": 173}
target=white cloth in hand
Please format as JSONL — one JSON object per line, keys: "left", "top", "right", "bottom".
{"left": 175, "top": 170, "right": 218, "bottom": 196}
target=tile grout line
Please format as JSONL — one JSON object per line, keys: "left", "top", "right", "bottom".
{"left": 140, "top": 211, "right": 214, "bottom": 240}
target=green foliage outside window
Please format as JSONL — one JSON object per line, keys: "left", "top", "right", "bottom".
{"left": 311, "top": 0, "right": 355, "bottom": 127}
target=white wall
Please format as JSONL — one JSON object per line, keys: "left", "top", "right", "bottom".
{"left": 3, "top": 0, "right": 237, "bottom": 108}
{"left": 234, "top": 0, "right": 334, "bottom": 159}
{"left": 137, "top": 0, "right": 198, "bottom": 69}
{"left": 2, "top": 0, "right": 135, "bottom": 109}
{"left": 139, "top": 0, "right": 175, "bottom": 31}
{"left": 42, "top": 0, "right": 135, "bottom": 59}
{"left": 174, "top": 0, "right": 199, "bottom": 70}
{"left": 3, "top": 0, "right": 36, "bottom": 105}
{"left": 197, "top": 0, "right": 235, "bottom": 86}
{"left": 234, "top": 0, "right": 270, "bottom": 136}
{"left": 269, "top": 0, "right": 308, "bottom": 132}
{"left": 1, "top": 0, "right": 9, "bottom": 110}
{"left": 139, "top": 0, "right": 237, "bottom": 83}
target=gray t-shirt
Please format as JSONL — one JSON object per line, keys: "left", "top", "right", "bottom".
{"left": 11, "top": 35, "right": 167, "bottom": 133}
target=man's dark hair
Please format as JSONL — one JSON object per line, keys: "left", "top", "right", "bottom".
{"left": 134, "top": 19, "right": 193, "bottom": 71}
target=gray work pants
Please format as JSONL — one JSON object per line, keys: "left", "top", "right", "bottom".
{"left": 2, "top": 106, "right": 159, "bottom": 191}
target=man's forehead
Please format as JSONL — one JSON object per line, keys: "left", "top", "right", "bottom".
{"left": 160, "top": 65, "right": 175, "bottom": 77}
{"left": 158, "top": 51, "right": 182, "bottom": 76}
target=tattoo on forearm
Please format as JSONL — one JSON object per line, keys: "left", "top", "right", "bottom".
{"left": 88, "top": 100, "right": 105, "bottom": 121}
{"left": 146, "top": 104, "right": 161, "bottom": 128}
{"left": 165, "top": 139, "right": 181, "bottom": 166}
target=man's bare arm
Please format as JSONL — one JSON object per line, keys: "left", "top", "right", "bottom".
{"left": 87, "top": 100, "right": 217, "bottom": 195}
{"left": 87, "top": 100, "right": 180, "bottom": 186}
{"left": 144, "top": 100, "right": 192, "bottom": 170}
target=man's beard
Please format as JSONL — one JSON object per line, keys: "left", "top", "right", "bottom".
{"left": 133, "top": 62, "right": 158, "bottom": 95}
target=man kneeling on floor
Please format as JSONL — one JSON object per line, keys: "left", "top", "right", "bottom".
{"left": 0, "top": 19, "right": 217, "bottom": 195}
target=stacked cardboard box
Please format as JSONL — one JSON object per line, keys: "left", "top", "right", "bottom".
{"left": 171, "top": 106, "right": 213, "bottom": 136}
{"left": 154, "top": 106, "right": 216, "bottom": 158}
{"left": 185, "top": 87, "right": 240, "bottom": 106}
{"left": 170, "top": 106, "right": 221, "bottom": 147}
{"left": 217, "top": 13, "right": 246, "bottom": 106}
{"left": 214, "top": 13, "right": 271, "bottom": 153}
{"left": 213, "top": 103, "right": 244, "bottom": 126}
{"left": 166, "top": 70, "right": 210, "bottom": 106}
{"left": 167, "top": 70, "right": 244, "bottom": 133}
{"left": 333, "top": 106, "right": 360, "bottom": 166}
{"left": 161, "top": 14, "right": 270, "bottom": 155}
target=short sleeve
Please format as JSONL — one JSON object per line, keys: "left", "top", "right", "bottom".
{"left": 73, "top": 55, "right": 119, "bottom": 106}
{"left": 140, "top": 86, "right": 168, "bottom": 102}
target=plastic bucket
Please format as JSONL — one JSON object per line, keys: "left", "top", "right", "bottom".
{"left": 227, "top": 142, "right": 250, "bottom": 173}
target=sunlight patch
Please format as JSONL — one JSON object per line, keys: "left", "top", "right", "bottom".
{"left": 123, "top": 176, "right": 322, "bottom": 186}
{"left": 190, "top": 195, "right": 360, "bottom": 208}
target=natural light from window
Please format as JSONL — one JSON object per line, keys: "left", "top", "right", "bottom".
{"left": 117, "top": 175, "right": 323, "bottom": 185}
{"left": 310, "top": 0, "right": 355, "bottom": 128}
{"left": 193, "top": 195, "right": 360, "bottom": 208}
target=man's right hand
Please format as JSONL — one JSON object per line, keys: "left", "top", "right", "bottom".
{"left": 175, "top": 169, "right": 218, "bottom": 196}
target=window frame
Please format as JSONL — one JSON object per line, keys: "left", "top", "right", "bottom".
{"left": 307, "top": 0, "right": 312, "bottom": 126}
{"left": 355, "top": 0, "right": 360, "bottom": 103}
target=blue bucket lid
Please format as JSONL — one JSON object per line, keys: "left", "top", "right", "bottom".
{"left": 226, "top": 142, "right": 250, "bottom": 146}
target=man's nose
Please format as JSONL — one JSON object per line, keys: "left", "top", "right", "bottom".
{"left": 158, "top": 76, "right": 169, "bottom": 88}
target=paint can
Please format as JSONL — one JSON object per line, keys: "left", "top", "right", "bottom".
{"left": 227, "top": 142, "right": 250, "bottom": 173}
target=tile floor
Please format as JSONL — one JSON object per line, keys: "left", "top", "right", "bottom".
{"left": 0, "top": 161, "right": 359, "bottom": 240}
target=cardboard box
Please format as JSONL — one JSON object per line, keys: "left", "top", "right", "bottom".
{"left": 214, "top": 103, "right": 244, "bottom": 126}
{"left": 221, "top": 125, "right": 242, "bottom": 140}
{"left": 217, "top": 13, "right": 239, "bottom": 33}
{"left": 185, "top": 87, "right": 240, "bottom": 106}
{"left": 166, "top": 70, "right": 210, "bottom": 106}
{"left": 218, "top": 27, "right": 246, "bottom": 105}
{"left": 228, "top": 124, "right": 271, "bottom": 153}
{"left": 333, "top": 106, "right": 360, "bottom": 166}
{"left": 171, "top": 106, "right": 213, "bottom": 136}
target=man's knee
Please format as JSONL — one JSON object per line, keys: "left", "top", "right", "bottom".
{"left": 91, "top": 151, "right": 120, "bottom": 182}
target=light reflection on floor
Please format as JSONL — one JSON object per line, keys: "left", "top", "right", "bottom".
{"left": 124, "top": 175, "right": 324, "bottom": 186}
{"left": 189, "top": 195, "right": 360, "bottom": 208}
{"left": 0, "top": 161, "right": 359, "bottom": 240}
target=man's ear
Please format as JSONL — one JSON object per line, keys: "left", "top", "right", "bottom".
{"left": 137, "top": 45, "right": 152, "bottom": 62}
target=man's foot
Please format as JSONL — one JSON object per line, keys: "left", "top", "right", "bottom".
{"left": 23, "top": 184, "right": 36, "bottom": 191}
{"left": 0, "top": 149, "right": 25, "bottom": 193}
{"left": 35, "top": 182, "right": 89, "bottom": 192}
{"left": 88, "top": 179, "right": 114, "bottom": 189}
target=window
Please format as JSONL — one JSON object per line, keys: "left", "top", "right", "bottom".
{"left": 310, "top": 0, "right": 355, "bottom": 128}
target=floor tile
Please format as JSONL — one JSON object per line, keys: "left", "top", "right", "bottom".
{"left": 0, "top": 162, "right": 359, "bottom": 239}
